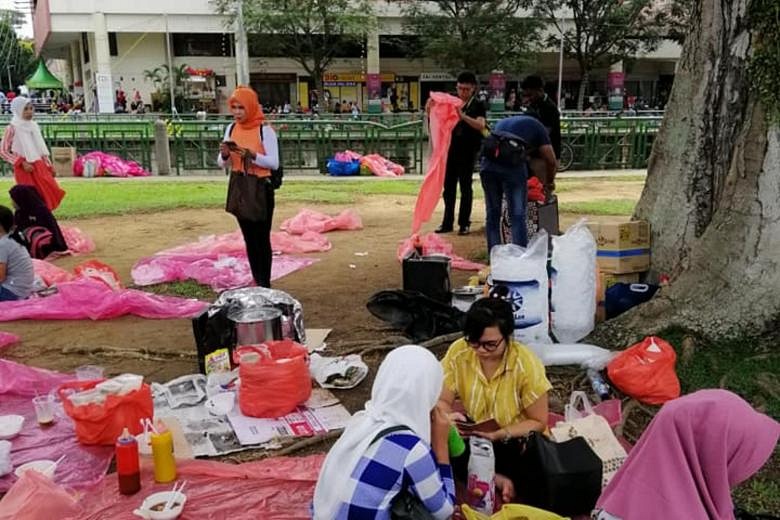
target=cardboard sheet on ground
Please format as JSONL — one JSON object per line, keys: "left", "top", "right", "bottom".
{"left": 0, "top": 360, "right": 113, "bottom": 493}
{"left": 304, "top": 328, "right": 332, "bottom": 353}
{"left": 0, "top": 279, "right": 207, "bottom": 321}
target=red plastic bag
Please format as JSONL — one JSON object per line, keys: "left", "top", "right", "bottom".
{"left": 73, "top": 260, "right": 122, "bottom": 290}
{"left": 607, "top": 336, "right": 681, "bottom": 405}
{"left": 58, "top": 380, "right": 153, "bottom": 445}
{"left": 234, "top": 340, "right": 312, "bottom": 418}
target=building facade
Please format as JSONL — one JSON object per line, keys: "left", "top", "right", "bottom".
{"left": 32, "top": 0, "right": 681, "bottom": 113}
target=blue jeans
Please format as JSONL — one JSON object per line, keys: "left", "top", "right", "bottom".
{"left": 480, "top": 166, "right": 528, "bottom": 252}
{"left": 0, "top": 286, "right": 21, "bottom": 302}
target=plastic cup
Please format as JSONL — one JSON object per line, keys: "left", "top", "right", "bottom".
{"left": 32, "top": 395, "right": 55, "bottom": 426}
{"left": 75, "top": 365, "right": 104, "bottom": 381}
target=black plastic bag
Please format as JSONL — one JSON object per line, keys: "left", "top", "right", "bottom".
{"left": 366, "top": 290, "right": 464, "bottom": 342}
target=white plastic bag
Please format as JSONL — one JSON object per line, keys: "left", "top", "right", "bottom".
{"left": 490, "top": 232, "right": 551, "bottom": 344}
{"left": 466, "top": 437, "right": 496, "bottom": 514}
{"left": 0, "top": 440, "right": 11, "bottom": 477}
{"left": 551, "top": 220, "right": 597, "bottom": 343}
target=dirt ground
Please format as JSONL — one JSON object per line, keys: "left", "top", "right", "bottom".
{"left": 0, "top": 185, "right": 637, "bottom": 417}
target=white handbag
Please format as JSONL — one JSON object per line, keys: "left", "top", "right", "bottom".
{"left": 551, "top": 391, "right": 627, "bottom": 487}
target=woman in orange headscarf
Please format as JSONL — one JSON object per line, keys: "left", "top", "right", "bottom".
{"left": 218, "top": 86, "right": 280, "bottom": 287}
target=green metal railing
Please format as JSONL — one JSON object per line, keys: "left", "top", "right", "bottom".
{"left": 0, "top": 115, "right": 660, "bottom": 177}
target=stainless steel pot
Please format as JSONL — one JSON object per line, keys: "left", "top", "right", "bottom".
{"left": 228, "top": 307, "right": 283, "bottom": 345}
{"left": 451, "top": 286, "right": 483, "bottom": 312}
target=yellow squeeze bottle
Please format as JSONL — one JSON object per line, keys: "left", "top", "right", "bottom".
{"left": 150, "top": 427, "right": 177, "bottom": 483}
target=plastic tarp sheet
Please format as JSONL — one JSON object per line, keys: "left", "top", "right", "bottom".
{"left": 73, "top": 151, "right": 151, "bottom": 177}
{"left": 0, "top": 359, "right": 113, "bottom": 493}
{"left": 0, "top": 279, "right": 207, "bottom": 321}
{"left": 361, "top": 154, "right": 404, "bottom": 177}
{"left": 61, "top": 226, "right": 96, "bottom": 255}
{"left": 397, "top": 233, "right": 486, "bottom": 272}
{"left": 10, "top": 455, "right": 324, "bottom": 519}
{"left": 280, "top": 209, "right": 363, "bottom": 235}
{"left": 411, "top": 92, "right": 463, "bottom": 234}
{"left": 0, "top": 332, "right": 19, "bottom": 350}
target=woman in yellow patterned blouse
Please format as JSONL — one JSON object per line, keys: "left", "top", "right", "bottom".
{"left": 438, "top": 297, "right": 552, "bottom": 489}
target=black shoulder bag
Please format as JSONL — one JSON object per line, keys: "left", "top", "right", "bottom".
{"left": 370, "top": 425, "right": 436, "bottom": 520}
{"left": 481, "top": 129, "right": 528, "bottom": 168}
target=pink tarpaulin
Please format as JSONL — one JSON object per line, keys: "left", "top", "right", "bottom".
{"left": 361, "top": 154, "right": 404, "bottom": 177}
{"left": 280, "top": 209, "right": 363, "bottom": 235}
{"left": 0, "top": 332, "right": 19, "bottom": 350}
{"left": 0, "top": 359, "right": 113, "bottom": 493}
{"left": 73, "top": 151, "right": 151, "bottom": 177}
{"left": 397, "top": 233, "right": 486, "bottom": 272}
{"left": 132, "top": 254, "right": 318, "bottom": 291}
{"left": 0, "top": 278, "right": 207, "bottom": 321}
{"left": 0, "top": 454, "right": 325, "bottom": 519}
{"left": 61, "top": 226, "right": 96, "bottom": 255}
{"left": 411, "top": 92, "right": 463, "bottom": 234}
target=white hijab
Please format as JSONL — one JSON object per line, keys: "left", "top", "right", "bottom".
{"left": 313, "top": 345, "right": 444, "bottom": 519}
{"left": 10, "top": 97, "right": 49, "bottom": 162}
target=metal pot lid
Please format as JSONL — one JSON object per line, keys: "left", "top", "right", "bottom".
{"left": 227, "top": 307, "right": 283, "bottom": 323}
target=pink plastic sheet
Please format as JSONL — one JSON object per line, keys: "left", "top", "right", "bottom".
{"left": 133, "top": 254, "right": 318, "bottom": 291}
{"left": 280, "top": 209, "right": 363, "bottom": 235}
{"left": 272, "top": 230, "right": 332, "bottom": 253}
{"left": 0, "top": 469, "right": 82, "bottom": 520}
{"left": 73, "top": 151, "right": 151, "bottom": 177}
{"left": 361, "top": 153, "right": 404, "bottom": 177}
{"left": 0, "top": 331, "right": 19, "bottom": 350}
{"left": 411, "top": 92, "right": 463, "bottom": 234}
{"left": 0, "top": 279, "right": 207, "bottom": 321}
{"left": 397, "top": 233, "right": 486, "bottom": 271}
{"left": 32, "top": 259, "right": 75, "bottom": 286}
{"left": 62, "top": 226, "right": 96, "bottom": 255}
{"left": 74, "top": 455, "right": 324, "bottom": 519}
{"left": 0, "top": 359, "right": 113, "bottom": 493}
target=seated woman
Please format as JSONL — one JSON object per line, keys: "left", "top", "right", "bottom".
{"left": 313, "top": 345, "right": 455, "bottom": 519}
{"left": 438, "top": 297, "right": 552, "bottom": 492}
{"left": 0, "top": 205, "right": 34, "bottom": 301}
{"left": 9, "top": 185, "right": 68, "bottom": 259}
{"left": 594, "top": 389, "right": 779, "bottom": 520}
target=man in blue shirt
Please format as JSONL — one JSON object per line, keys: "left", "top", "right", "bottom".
{"left": 480, "top": 115, "right": 557, "bottom": 251}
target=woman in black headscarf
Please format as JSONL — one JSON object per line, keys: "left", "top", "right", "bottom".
{"left": 9, "top": 185, "right": 68, "bottom": 259}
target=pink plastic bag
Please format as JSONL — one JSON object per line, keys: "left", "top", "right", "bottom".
{"left": 397, "top": 233, "right": 486, "bottom": 271}
{"left": 32, "top": 259, "right": 75, "bottom": 286}
{"left": 73, "top": 151, "right": 151, "bottom": 177}
{"left": 411, "top": 92, "right": 464, "bottom": 234}
{"left": 0, "top": 470, "right": 83, "bottom": 520}
{"left": 280, "top": 209, "right": 363, "bottom": 235}
{"left": 61, "top": 226, "right": 96, "bottom": 254}
{"left": 0, "top": 359, "right": 113, "bottom": 493}
{"left": 0, "top": 279, "right": 207, "bottom": 321}
{"left": 361, "top": 154, "right": 405, "bottom": 177}
{"left": 272, "top": 230, "right": 332, "bottom": 253}
{"left": 0, "top": 332, "right": 19, "bottom": 350}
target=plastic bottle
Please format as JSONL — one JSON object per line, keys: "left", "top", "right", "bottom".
{"left": 150, "top": 423, "right": 177, "bottom": 483}
{"left": 116, "top": 427, "right": 141, "bottom": 495}
{"left": 587, "top": 369, "right": 611, "bottom": 401}
{"left": 447, "top": 425, "right": 466, "bottom": 457}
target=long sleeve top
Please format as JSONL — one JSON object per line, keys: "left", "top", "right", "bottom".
{"left": 0, "top": 126, "right": 21, "bottom": 165}
{"left": 216, "top": 124, "right": 279, "bottom": 170}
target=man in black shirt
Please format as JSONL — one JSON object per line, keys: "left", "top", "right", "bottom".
{"left": 432, "top": 71, "right": 487, "bottom": 235}
{"left": 521, "top": 75, "right": 561, "bottom": 161}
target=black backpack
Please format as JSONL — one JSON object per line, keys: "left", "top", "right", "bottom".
{"left": 481, "top": 129, "right": 528, "bottom": 168}
{"left": 228, "top": 123, "right": 284, "bottom": 189}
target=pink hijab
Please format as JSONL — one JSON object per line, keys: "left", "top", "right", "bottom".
{"left": 597, "top": 389, "right": 779, "bottom": 520}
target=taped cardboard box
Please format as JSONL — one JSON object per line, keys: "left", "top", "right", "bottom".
{"left": 589, "top": 221, "right": 650, "bottom": 274}
{"left": 51, "top": 147, "right": 76, "bottom": 177}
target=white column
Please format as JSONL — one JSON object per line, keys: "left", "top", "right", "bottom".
{"left": 366, "top": 26, "right": 379, "bottom": 75}
{"left": 69, "top": 41, "right": 80, "bottom": 89}
{"left": 92, "top": 12, "right": 114, "bottom": 113}
{"left": 234, "top": 2, "right": 250, "bottom": 86}
{"left": 365, "top": 23, "right": 381, "bottom": 113}
{"left": 78, "top": 36, "right": 92, "bottom": 110}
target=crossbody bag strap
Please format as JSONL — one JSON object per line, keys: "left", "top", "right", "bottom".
{"left": 370, "top": 425, "right": 411, "bottom": 446}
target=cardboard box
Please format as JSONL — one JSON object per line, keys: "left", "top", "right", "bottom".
{"left": 590, "top": 221, "right": 650, "bottom": 274}
{"left": 51, "top": 147, "right": 76, "bottom": 177}
{"left": 596, "top": 271, "right": 641, "bottom": 322}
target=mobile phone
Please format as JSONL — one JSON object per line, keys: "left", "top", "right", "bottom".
{"left": 223, "top": 140, "right": 240, "bottom": 151}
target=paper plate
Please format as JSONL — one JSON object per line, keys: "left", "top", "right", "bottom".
{"left": 0, "top": 415, "right": 24, "bottom": 440}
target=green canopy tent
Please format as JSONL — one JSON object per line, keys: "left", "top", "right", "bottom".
{"left": 24, "top": 60, "right": 64, "bottom": 90}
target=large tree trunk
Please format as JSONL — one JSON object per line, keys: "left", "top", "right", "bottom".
{"left": 591, "top": 0, "right": 780, "bottom": 347}
{"left": 577, "top": 68, "right": 589, "bottom": 111}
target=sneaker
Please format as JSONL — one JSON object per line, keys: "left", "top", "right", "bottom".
{"left": 458, "top": 226, "right": 470, "bottom": 236}
{"left": 435, "top": 225, "right": 453, "bottom": 234}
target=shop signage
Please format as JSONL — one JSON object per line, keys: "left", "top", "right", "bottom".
{"left": 420, "top": 72, "right": 456, "bottom": 82}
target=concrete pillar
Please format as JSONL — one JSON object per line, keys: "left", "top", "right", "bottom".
{"left": 92, "top": 12, "right": 114, "bottom": 113}
{"left": 234, "top": 2, "right": 250, "bottom": 86}
{"left": 154, "top": 118, "right": 171, "bottom": 176}
{"left": 78, "top": 36, "right": 92, "bottom": 111}
{"left": 365, "top": 24, "right": 381, "bottom": 114}
{"left": 69, "top": 41, "right": 80, "bottom": 89}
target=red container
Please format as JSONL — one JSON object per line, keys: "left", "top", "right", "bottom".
{"left": 116, "top": 428, "right": 141, "bottom": 495}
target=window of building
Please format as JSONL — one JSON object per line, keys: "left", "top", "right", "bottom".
{"left": 248, "top": 34, "right": 362, "bottom": 58}
{"left": 81, "top": 32, "right": 90, "bottom": 63}
{"left": 379, "top": 36, "right": 421, "bottom": 59}
{"left": 172, "top": 33, "right": 234, "bottom": 57}
{"left": 109, "top": 33, "right": 118, "bottom": 57}
{"left": 215, "top": 75, "right": 227, "bottom": 88}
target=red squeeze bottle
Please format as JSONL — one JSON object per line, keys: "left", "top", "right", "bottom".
{"left": 116, "top": 427, "right": 141, "bottom": 495}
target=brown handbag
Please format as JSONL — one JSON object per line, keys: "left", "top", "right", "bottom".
{"left": 225, "top": 171, "right": 271, "bottom": 222}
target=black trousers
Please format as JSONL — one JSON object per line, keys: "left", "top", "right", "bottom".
{"left": 442, "top": 151, "right": 477, "bottom": 229}
{"left": 236, "top": 186, "right": 275, "bottom": 287}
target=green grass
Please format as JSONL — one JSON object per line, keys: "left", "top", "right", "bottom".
{"left": 140, "top": 280, "right": 217, "bottom": 301}
{"left": 559, "top": 199, "right": 637, "bottom": 216}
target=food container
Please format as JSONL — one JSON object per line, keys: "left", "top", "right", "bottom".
{"left": 113, "top": 374, "right": 144, "bottom": 395}
{"left": 14, "top": 459, "right": 56, "bottom": 479}
{"left": 451, "top": 286, "right": 483, "bottom": 312}
{"left": 68, "top": 388, "right": 107, "bottom": 407}
{"left": 75, "top": 365, "right": 105, "bottom": 381}
{"left": 133, "top": 490, "right": 187, "bottom": 520}
{"left": 0, "top": 415, "right": 24, "bottom": 440}
{"left": 228, "top": 307, "right": 283, "bottom": 346}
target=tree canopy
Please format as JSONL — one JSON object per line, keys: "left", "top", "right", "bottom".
{"left": 0, "top": 12, "right": 36, "bottom": 92}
